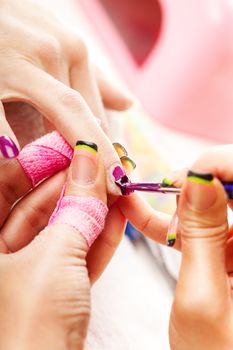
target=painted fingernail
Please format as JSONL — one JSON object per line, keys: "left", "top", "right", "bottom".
{"left": 166, "top": 210, "right": 179, "bottom": 247}
{"left": 120, "top": 156, "right": 136, "bottom": 175}
{"left": 72, "top": 141, "right": 98, "bottom": 185}
{"left": 162, "top": 177, "right": 173, "bottom": 187}
{"left": 113, "top": 142, "right": 128, "bottom": 157}
{"left": 186, "top": 170, "right": 216, "bottom": 210}
{"left": 162, "top": 169, "right": 189, "bottom": 188}
{"left": 112, "top": 165, "right": 125, "bottom": 181}
{"left": 0, "top": 135, "right": 19, "bottom": 159}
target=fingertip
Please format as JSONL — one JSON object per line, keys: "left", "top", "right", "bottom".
{"left": 65, "top": 140, "right": 107, "bottom": 203}
{"left": 112, "top": 95, "right": 134, "bottom": 111}
{"left": 98, "top": 77, "right": 134, "bottom": 111}
{"left": 162, "top": 167, "right": 188, "bottom": 188}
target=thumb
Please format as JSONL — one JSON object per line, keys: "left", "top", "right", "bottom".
{"left": 177, "top": 170, "right": 229, "bottom": 302}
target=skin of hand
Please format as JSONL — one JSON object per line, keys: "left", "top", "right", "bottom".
{"left": 0, "top": 141, "right": 110, "bottom": 350}
{"left": 0, "top": 0, "right": 132, "bottom": 194}
{"left": 117, "top": 145, "right": 233, "bottom": 349}
{"left": 0, "top": 141, "right": 126, "bottom": 284}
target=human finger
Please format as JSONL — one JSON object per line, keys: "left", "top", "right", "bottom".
{"left": 70, "top": 55, "right": 109, "bottom": 133}
{"left": 175, "top": 170, "right": 229, "bottom": 312}
{"left": 95, "top": 68, "right": 133, "bottom": 111}
{"left": 192, "top": 145, "right": 233, "bottom": 181}
{"left": 11, "top": 63, "right": 125, "bottom": 195}
{"left": 0, "top": 101, "right": 19, "bottom": 160}
{"left": 1, "top": 170, "right": 66, "bottom": 252}
{"left": 0, "top": 131, "right": 71, "bottom": 227}
{"left": 162, "top": 167, "right": 189, "bottom": 188}
{"left": 87, "top": 200, "right": 126, "bottom": 284}
{"left": 118, "top": 193, "right": 171, "bottom": 245}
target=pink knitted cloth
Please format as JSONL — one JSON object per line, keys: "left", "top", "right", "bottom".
{"left": 49, "top": 195, "right": 108, "bottom": 246}
{"left": 17, "top": 131, "right": 73, "bottom": 186}
{"left": 17, "top": 131, "right": 108, "bottom": 247}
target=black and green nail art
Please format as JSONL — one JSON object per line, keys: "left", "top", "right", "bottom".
{"left": 187, "top": 170, "right": 213, "bottom": 184}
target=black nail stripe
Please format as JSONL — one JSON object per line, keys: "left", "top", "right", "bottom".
{"left": 187, "top": 170, "right": 213, "bottom": 181}
{"left": 167, "top": 239, "right": 176, "bottom": 247}
{"left": 75, "top": 141, "right": 98, "bottom": 151}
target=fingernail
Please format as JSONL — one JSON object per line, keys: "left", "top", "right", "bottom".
{"left": 186, "top": 170, "right": 216, "bottom": 210}
{"left": 120, "top": 156, "right": 136, "bottom": 175}
{"left": 162, "top": 177, "right": 174, "bottom": 187}
{"left": 166, "top": 210, "right": 179, "bottom": 247}
{"left": 0, "top": 135, "right": 19, "bottom": 159}
{"left": 72, "top": 141, "right": 98, "bottom": 185}
{"left": 109, "top": 164, "right": 130, "bottom": 194}
{"left": 113, "top": 142, "right": 128, "bottom": 157}
{"left": 111, "top": 165, "right": 126, "bottom": 182}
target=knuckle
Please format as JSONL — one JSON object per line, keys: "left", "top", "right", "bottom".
{"left": 67, "top": 35, "right": 89, "bottom": 63}
{"left": 59, "top": 87, "right": 84, "bottom": 109}
{"left": 38, "top": 36, "right": 61, "bottom": 64}
{"left": 179, "top": 206, "right": 228, "bottom": 237}
{"left": 68, "top": 305, "right": 90, "bottom": 342}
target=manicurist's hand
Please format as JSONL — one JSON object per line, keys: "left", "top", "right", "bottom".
{"left": 169, "top": 168, "right": 232, "bottom": 350}
{"left": 0, "top": 140, "right": 111, "bottom": 350}
{"left": 118, "top": 145, "right": 233, "bottom": 349}
{"left": 0, "top": 0, "right": 132, "bottom": 194}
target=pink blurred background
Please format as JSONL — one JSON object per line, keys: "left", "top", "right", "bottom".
{"left": 78, "top": 0, "right": 233, "bottom": 142}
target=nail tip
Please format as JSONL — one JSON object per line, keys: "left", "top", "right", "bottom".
{"left": 120, "top": 155, "right": 136, "bottom": 170}
{"left": 75, "top": 140, "right": 98, "bottom": 152}
{"left": 167, "top": 239, "right": 176, "bottom": 247}
{"left": 113, "top": 142, "right": 128, "bottom": 157}
{"left": 187, "top": 170, "right": 213, "bottom": 182}
{"left": 162, "top": 177, "right": 173, "bottom": 187}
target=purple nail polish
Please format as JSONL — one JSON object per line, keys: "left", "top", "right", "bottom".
{"left": 0, "top": 136, "right": 19, "bottom": 159}
{"left": 112, "top": 166, "right": 125, "bottom": 181}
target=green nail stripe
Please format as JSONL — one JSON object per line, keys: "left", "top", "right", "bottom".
{"left": 162, "top": 177, "right": 173, "bottom": 186}
{"left": 187, "top": 176, "right": 213, "bottom": 185}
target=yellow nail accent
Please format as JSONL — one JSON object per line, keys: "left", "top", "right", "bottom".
{"left": 162, "top": 177, "right": 173, "bottom": 186}
{"left": 187, "top": 176, "right": 213, "bottom": 185}
{"left": 113, "top": 143, "right": 128, "bottom": 157}
{"left": 120, "top": 156, "right": 136, "bottom": 175}
{"left": 74, "top": 144, "right": 97, "bottom": 154}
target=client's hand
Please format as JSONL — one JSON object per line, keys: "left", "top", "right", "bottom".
{"left": 0, "top": 141, "right": 108, "bottom": 350}
{"left": 0, "top": 0, "right": 132, "bottom": 194}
